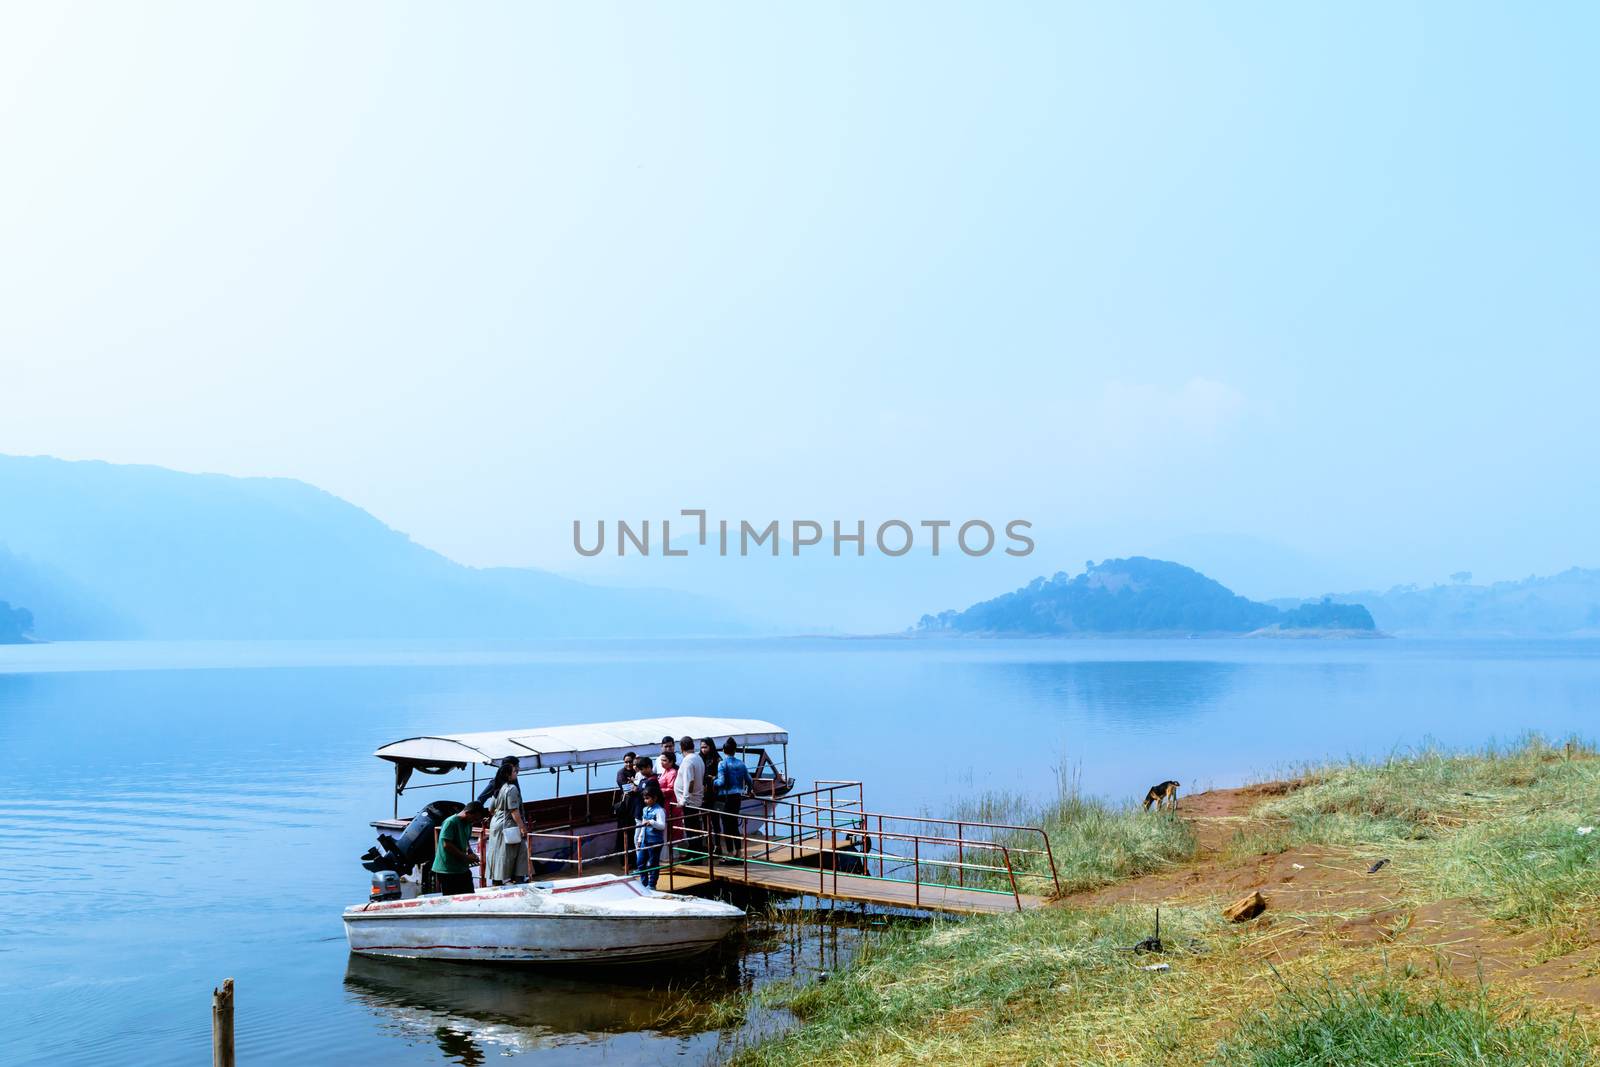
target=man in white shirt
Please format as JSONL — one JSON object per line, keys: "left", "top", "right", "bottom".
{"left": 675, "top": 734, "right": 706, "bottom": 856}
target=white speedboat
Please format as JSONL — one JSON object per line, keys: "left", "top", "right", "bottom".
{"left": 343, "top": 874, "right": 744, "bottom": 963}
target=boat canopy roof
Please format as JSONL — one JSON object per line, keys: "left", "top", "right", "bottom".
{"left": 375, "top": 716, "right": 789, "bottom": 770}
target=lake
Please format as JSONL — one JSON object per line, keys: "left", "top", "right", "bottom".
{"left": 2, "top": 636, "right": 1597, "bottom": 1065}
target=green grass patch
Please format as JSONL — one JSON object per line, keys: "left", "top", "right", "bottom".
{"left": 1215, "top": 976, "right": 1596, "bottom": 1066}
{"left": 1431, "top": 813, "right": 1600, "bottom": 938}
{"left": 731, "top": 904, "right": 1227, "bottom": 1066}
{"left": 1264, "top": 735, "right": 1594, "bottom": 844}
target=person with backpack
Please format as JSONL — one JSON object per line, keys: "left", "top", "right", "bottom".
{"left": 699, "top": 737, "right": 721, "bottom": 853}
{"left": 613, "top": 751, "right": 638, "bottom": 871}
{"left": 713, "top": 738, "right": 751, "bottom": 858}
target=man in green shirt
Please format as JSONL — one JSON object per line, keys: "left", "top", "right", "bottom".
{"left": 431, "top": 800, "right": 486, "bottom": 896}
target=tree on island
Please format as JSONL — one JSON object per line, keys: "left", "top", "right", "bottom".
{"left": 0, "top": 600, "right": 34, "bottom": 644}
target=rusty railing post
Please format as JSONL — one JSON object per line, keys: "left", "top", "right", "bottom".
{"left": 878, "top": 814, "right": 885, "bottom": 879}
{"left": 707, "top": 807, "right": 716, "bottom": 882}
{"left": 816, "top": 803, "right": 825, "bottom": 898}
{"left": 1003, "top": 845, "right": 1022, "bottom": 910}
{"left": 914, "top": 836, "right": 921, "bottom": 908}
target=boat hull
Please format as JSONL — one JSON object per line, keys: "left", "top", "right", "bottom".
{"left": 344, "top": 877, "right": 743, "bottom": 963}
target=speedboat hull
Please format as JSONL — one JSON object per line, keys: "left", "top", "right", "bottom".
{"left": 343, "top": 875, "right": 743, "bottom": 963}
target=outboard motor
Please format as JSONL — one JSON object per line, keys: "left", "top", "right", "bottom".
{"left": 360, "top": 799, "right": 466, "bottom": 876}
{"left": 369, "top": 869, "right": 401, "bottom": 902}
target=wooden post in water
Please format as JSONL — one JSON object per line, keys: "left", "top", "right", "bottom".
{"left": 212, "top": 978, "right": 235, "bottom": 1067}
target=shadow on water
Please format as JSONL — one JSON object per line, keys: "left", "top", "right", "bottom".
{"left": 341, "top": 899, "right": 906, "bottom": 1066}
{"left": 344, "top": 954, "right": 677, "bottom": 1063}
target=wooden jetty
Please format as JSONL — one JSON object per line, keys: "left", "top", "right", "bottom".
{"left": 658, "top": 784, "right": 1060, "bottom": 916}
{"left": 670, "top": 857, "right": 1046, "bottom": 914}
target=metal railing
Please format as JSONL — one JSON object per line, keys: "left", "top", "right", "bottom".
{"left": 678, "top": 781, "right": 1058, "bottom": 912}
{"left": 745, "top": 781, "right": 1060, "bottom": 893}
{"left": 787, "top": 804, "right": 1061, "bottom": 897}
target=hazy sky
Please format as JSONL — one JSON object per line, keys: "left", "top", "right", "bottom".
{"left": 3, "top": 4, "right": 1595, "bottom": 592}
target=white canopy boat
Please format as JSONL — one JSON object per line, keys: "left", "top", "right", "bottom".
{"left": 362, "top": 715, "right": 792, "bottom": 879}
{"left": 348, "top": 716, "right": 785, "bottom": 962}
{"left": 343, "top": 873, "right": 744, "bottom": 963}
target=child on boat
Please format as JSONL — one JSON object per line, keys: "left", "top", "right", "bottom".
{"left": 635, "top": 780, "right": 668, "bottom": 890}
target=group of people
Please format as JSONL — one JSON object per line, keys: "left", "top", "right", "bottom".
{"left": 428, "top": 739, "right": 755, "bottom": 895}
{"left": 428, "top": 755, "right": 537, "bottom": 894}
{"left": 614, "top": 735, "right": 752, "bottom": 889}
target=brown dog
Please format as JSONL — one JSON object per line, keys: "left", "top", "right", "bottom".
{"left": 1142, "top": 780, "right": 1180, "bottom": 812}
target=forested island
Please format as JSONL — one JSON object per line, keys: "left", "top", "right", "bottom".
{"left": 916, "top": 557, "right": 1377, "bottom": 637}
{"left": 0, "top": 600, "right": 35, "bottom": 643}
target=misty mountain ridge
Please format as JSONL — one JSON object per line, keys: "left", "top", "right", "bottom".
{"left": 916, "top": 557, "right": 1377, "bottom": 636}
{"left": 4, "top": 453, "right": 1598, "bottom": 642}
{"left": 1284, "top": 569, "right": 1600, "bottom": 636}
{"left": 0, "top": 454, "right": 746, "bottom": 639}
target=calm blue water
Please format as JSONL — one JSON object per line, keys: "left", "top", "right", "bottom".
{"left": 1, "top": 636, "right": 1597, "bottom": 1065}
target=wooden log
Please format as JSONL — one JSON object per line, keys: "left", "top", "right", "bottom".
{"left": 1223, "top": 890, "right": 1267, "bottom": 923}
{"left": 212, "top": 978, "right": 235, "bottom": 1067}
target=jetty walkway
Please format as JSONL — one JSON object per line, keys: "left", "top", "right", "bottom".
{"left": 660, "top": 783, "right": 1058, "bottom": 915}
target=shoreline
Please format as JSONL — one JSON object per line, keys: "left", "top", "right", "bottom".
{"left": 716, "top": 736, "right": 1600, "bottom": 1065}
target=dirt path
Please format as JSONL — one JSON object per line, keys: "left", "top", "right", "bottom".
{"left": 1060, "top": 783, "right": 1600, "bottom": 1013}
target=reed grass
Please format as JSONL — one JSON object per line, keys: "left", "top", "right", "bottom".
{"left": 950, "top": 772, "right": 1199, "bottom": 896}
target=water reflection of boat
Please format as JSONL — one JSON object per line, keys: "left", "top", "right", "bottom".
{"left": 345, "top": 906, "right": 890, "bottom": 1065}
{"left": 343, "top": 952, "right": 679, "bottom": 1062}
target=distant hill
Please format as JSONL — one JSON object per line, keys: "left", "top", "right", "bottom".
{"left": 0, "top": 454, "right": 746, "bottom": 640}
{"left": 1298, "top": 568, "right": 1600, "bottom": 636}
{"left": 915, "top": 557, "right": 1377, "bottom": 637}
{"left": 0, "top": 599, "right": 34, "bottom": 644}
